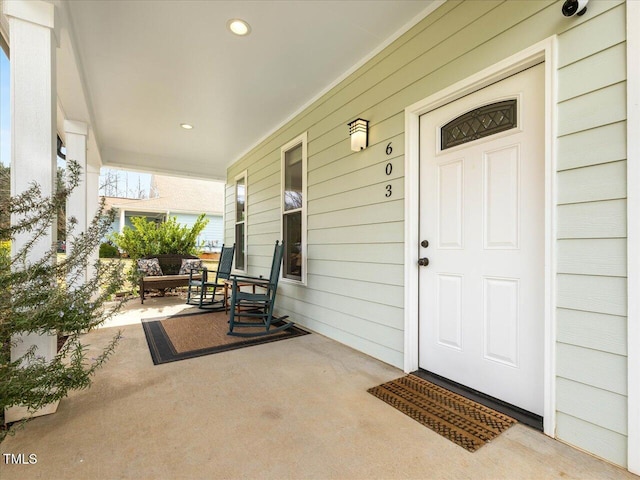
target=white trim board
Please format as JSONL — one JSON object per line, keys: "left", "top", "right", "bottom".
{"left": 403, "top": 37, "right": 557, "bottom": 438}
{"left": 626, "top": 0, "right": 640, "bottom": 474}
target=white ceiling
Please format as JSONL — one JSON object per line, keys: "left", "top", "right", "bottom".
{"left": 56, "top": 0, "right": 436, "bottom": 180}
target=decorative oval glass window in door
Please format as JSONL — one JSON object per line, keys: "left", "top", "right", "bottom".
{"left": 440, "top": 99, "right": 517, "bottom": 150}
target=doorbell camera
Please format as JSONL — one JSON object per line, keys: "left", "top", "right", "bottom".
{"left": 562, "top": 0, "right": 588, "bottom": 17}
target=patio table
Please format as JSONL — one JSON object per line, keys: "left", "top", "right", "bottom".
{"left": 223, "top": 279, "right": 257, "bottom": 313}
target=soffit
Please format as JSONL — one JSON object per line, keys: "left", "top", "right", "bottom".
{"left": 61, "top": 0, "right": 435, "bottom": 180}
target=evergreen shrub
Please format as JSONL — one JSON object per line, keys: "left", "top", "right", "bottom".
{"left": 0, "top": 161, "right": 125, "bottom": 439}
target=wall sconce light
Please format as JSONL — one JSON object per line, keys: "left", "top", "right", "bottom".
{"left": 348, "top": 118, "right": 368, "bottom": 151}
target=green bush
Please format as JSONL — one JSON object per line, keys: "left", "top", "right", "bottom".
{"left": 110, "top": 214, "right": 208, "bottom": 260}
{"left": 99, "top": 242, "right": 119, "bottom": 258}
{"left": 110, "top": 214, "right": 208, "bottom": 291}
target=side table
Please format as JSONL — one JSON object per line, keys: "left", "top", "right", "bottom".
{"left": 223, "top": 279, "right": 257, "bottom": 313}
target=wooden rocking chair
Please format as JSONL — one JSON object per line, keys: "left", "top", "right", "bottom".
{"left": 186, "top": 244, "right": 235, "bottom": 310}
{"left": 227, "top": 240, "right": 294, "bottom": 337}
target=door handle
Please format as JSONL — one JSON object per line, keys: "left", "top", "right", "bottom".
{"left": 418, "top": 257, "right": 429, "bottom": 267}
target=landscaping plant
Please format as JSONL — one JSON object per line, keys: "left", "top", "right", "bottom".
{"left": 0, "top": 161, "right": 125, "bottom": 440}
{"left": 111, "top": 214, "right": 208, "bottom": 259}
{"left": 111, "top": 213, "right": 208, "bottom": 289}
{"left": 99, "top": 241, "right": 120, "bottom": 259}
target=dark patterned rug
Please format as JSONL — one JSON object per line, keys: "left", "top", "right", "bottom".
{"left": 368, "top": 374, "right": 516, "bottom": 452}
{"left": 142, "top": 309, "right": 309, "bottom": 365}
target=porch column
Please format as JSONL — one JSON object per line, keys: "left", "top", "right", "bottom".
{"left": 86, "top": 159, "right": 100, "bottom": 275}
{"left": 64, "top": 119, "right": 89, "bottom": 283}
{"left": 119, "top": 208, "right": 126, "bottom": 234}
{"left": 3, "top": 0, "right": 59, "bottom": 421}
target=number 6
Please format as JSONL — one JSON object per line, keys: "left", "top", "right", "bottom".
{"left": 386, "top": 142, "right": 393, "bottom": 155}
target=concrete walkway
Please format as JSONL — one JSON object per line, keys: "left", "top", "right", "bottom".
{"left": 1, "top": 295, "right": 635, "bottom": 479}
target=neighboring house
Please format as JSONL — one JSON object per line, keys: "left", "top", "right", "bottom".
{"left": 224, "top": 0, "right": 637, "bottom": 471}
{"left": 103, "top": 174, "right": 225, "bottom": 251}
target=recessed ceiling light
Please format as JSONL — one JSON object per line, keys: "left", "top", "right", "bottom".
{"left": 227, "top": 19, "right": 251, "bottom": 36}
{"left": 180, "top": 123, "right": 193, "bottom": 130}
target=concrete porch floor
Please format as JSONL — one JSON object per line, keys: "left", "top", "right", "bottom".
{"left": 1, "top": 295, "right": 636, "bottom": 479}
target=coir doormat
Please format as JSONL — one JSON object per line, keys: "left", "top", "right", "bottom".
{"left": 142, "top": 309, "right": 309, "bottom": 365}
{"left": 368, "top": 374, "right": 516, "bottom": 452}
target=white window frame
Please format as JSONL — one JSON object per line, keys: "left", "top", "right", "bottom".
{"left": 233, "top": 170, "right": 248, "bottom": 273}
{"left": 280, "top": 132, "right": 307, "bottom": 285}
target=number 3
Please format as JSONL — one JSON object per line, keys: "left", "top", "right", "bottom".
{"left": 385, "top": 184, "right": 392, "bottom": 197}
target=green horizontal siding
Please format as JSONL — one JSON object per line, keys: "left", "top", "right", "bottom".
{"left": 225, "top": 0, "right": 629, "bottom": 467}
{"left": 554, "top": 2, "right": 628, "bottom": 465}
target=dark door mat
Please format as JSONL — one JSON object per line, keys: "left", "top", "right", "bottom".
{"left": 412, "top": 369, "right": 543, "bottom": 431}
{"left": 368, "top": 374, "right": 516, "bottom": 452}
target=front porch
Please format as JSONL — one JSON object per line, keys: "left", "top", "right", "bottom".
{"left": 0, "top": 296, "right": 632, "bottom": 479}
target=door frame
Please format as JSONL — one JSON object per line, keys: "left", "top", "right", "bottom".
{"left": 403, "top": 37, "right": 557, "bottom": 437}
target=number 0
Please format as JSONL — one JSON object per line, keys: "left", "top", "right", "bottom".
{"left": 385, "top": 163, "right": 392, "bottom": 175}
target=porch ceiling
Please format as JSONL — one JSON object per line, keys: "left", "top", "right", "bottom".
{"left": 54, "top": 0, "right": 435, "bottom": 180}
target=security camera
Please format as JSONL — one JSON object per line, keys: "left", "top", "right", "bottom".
{"left": 562, "top": 0, "right": 588, "bottom": 17}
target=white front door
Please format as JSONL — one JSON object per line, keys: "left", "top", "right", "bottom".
{"left": 418, "top": 64, "right": 545, "bottom": 415}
